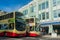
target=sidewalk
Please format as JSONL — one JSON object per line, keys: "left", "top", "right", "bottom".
{"left": 42, "top": 35, "right": 60, "bottom": 38}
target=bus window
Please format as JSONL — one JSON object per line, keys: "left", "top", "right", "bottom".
{"left": 0, "top": 24, "right": 2, "bottom": 29}
{"left": 3, "top": 24, "right": 8, "bottom": 30}
{"left": 8, "top": 23, "right": 14, "bottom": 30}
{"left": 0, "top": 24, "right": 8, "bottom": 30}
{"left": 29, "top": 18, "right": 34, "bottom": 23}
{"left": 26, "top": 19, "right": 29, "bottom": 23}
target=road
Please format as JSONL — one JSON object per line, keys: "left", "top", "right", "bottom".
{"left": 0, "top": 37, "right": 60, "bottom": 40}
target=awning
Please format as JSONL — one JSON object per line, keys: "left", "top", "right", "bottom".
{"left": 41, "top": 21, "right": 60, "bottom": 26}
{"left": 41, "top": 25, "right": 49, "bottom": 27}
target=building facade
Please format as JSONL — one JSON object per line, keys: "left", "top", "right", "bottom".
{"left": 18, "top": 0, "right": 60, "bottom": 35}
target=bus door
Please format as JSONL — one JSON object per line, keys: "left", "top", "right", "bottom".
{"left": 29, "top": 26, "right": 35, "bottom": 32}
{"left": 8, "top": 23, "right": 14, "bottom": 30}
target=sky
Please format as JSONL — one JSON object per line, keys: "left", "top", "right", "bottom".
{"left": 0, "top": 0, "right": 32, "bottom": 12}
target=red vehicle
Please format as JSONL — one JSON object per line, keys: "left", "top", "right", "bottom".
{"left": 25, "top": 17, "right": 41, "bottom": 37}
{"left": 0, "top": 12, "right": 27, "bottom": 37}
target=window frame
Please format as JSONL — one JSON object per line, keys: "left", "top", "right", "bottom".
{"left": 53, "top": 10, "right": 58, "bottom": 18}
{"left": 42, "top": 12, "right": 45, "bottom": 20}
{"left": 30, "top": 6, "right": 34, "bottom": 12}
{"left": 46, "top": 12, "right": 49, "bottom": 19}
{"left": 41, "top": 2, "right": 45, "bottom": 10}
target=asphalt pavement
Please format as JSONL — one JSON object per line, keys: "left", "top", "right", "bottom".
{"left": 0, "top": 36, "right": 60, "bottom": 40}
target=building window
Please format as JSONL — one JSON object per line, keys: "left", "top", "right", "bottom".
{"left": 57, "top": 0, "right": 60, "bottom": 5}
{"left": 39, "top": 1, "right": 48, "bottom": 10}
{"left": 53, "top": 0, "right": 56, "bottom": 6}
{"left": 38, "top": 4, "right": 41, "bottom": 10}
{"left": 58, "top": 14, "right": 60, "bottom": 17}
{"left": 41, "top": 3, "right": 45, "bottom": 10}
{"left": 58, "top": 9, "right": 60, "bottom": 17}
{"left": 46, "top": 1, "right": 49, "bottom": 8}
{"left": 53, "top": 10, "right": 57, "bottom": 18}
{"left": 42, "top": 12, "right": 45, "bottom": 20}
{"left": 23, "top": 10, "right": 28, "bottom": 15}
{"left": 39, "top": 14, "right": 41, "bottom": 20}
{"left": 46, "top": 12, "right": 49, "bottom": 19}
{"left": 30, "top": 6, "right": 34, "bottom": 12}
